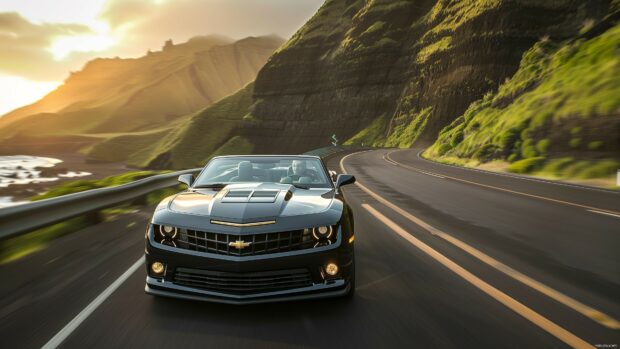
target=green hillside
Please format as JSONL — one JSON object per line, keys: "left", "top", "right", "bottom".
{"left": 426, "top": 20, "right": 620, "bottom": 183}
{"left": 88, "top": 82, "right": 255, "bottom": 169}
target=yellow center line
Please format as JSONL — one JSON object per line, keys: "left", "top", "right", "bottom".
{"left": 340, "top": 151, "right": 620, "bottom": 330}
{"left": 385, "top": 150, "right": 620, "bottom": 216}
{"left": 362, "top": 203, "right": 594, "bottom": 349}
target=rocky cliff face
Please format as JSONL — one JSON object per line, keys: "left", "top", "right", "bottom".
{"left": 241, "top": 0, "right": 613, "bottom": 153}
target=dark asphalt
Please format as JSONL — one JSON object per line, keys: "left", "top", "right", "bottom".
{"left": 0, "top": 149, "right": 618, "bottom": 348}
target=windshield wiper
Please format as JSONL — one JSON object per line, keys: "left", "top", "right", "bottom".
{"left": 192, "top": 183, "right": 227, "bottom": 189}
{"left": 292, "top": 183, "right": 311, "bottom": 189}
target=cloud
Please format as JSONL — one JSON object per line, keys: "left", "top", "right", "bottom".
{"left": 0, "top": 0, "right": 323, "bottom": 81}
{"left": 0, "top": 12, "right": 95, "bottom": 80}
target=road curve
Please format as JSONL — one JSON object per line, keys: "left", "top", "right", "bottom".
{"left": 0, "top": 149, "right": 618, "bottom": 348}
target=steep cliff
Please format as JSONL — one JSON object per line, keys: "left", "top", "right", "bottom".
{"left": 426, "top": 15, "right": 620, "bottom": 181}
{"left": 240, "top": 0, "right": 613, "bottom": 153}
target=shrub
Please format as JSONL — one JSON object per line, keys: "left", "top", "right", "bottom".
{"left": 569, "top": 138, "right": 581, "bottom": 148}
{"left": 450, "top": 130, "right": 464, "bottom": 147}
{"left": 521, "top": 139, "right": 538, "bottom": 158}
{"left": 473, "top": 144, "right": 498, "bottom": 161}
{"left": 507, "top": 157, "right": 546, "bottom": 174}
{"left": 536, "top": 139, "right": 550, "bottom": 154}
{"left": 542, "top": 157, "right": 574, "bottom": 176}
{"left": 587, "top": 141, "right": 604, "bottom": 150}
{"left": 575, "top": 160, "right": 619, "bottom": 179}
{"left": 499, "top": 127, "right": 520, "bottom": 151}
{"left": 437, "top": 143, "right": 452, "bottom": 156}
{"left": 507, "top": 153, "right": 519, "bottom": 163}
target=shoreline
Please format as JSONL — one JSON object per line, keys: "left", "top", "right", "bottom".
{"left": 0, "top": 153, "right": 134, "bottom": 204}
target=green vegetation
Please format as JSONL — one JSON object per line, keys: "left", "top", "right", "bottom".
{"left": 427, "top": 21, "right": 620, "bottom": 185}
{"left": 31, "top": 171, "right": 161, "bottom": 201}
{"left": 86, "top": 82, "right": 255, "bottom": 169}
{"left": 0, "top": 216, "right": 92, "bottom": 264}
{"left": 211, "top": 136, "right": 254, "bottom": 157}
{"left": 384, "top": 107, "right": 433, "bottom": 147}
{"left": 507, "top": 157, "right": 545, "bottom": 174}
{"left": 345, "top": 114, "right": 390, "bottom": 147}
{"left": 416, "top": 37, "right": 452, "bottom": 63}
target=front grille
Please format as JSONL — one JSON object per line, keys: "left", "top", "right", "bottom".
{"left": 177, "top": 229, "right": 315, "bottom": 256}
{"left": 173, "top": 268, "right": 313, "bottom": 295}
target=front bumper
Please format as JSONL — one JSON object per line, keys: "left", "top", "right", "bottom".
{"left": 145, "top": 277, "right": 349, "bottom": 304}
{"left": 145, "top": 226, "right": 354, "bottom": 304}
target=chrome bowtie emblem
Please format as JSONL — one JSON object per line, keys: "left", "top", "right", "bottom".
{"left": 229, "top": 240, "right": 251, "bottom": 249}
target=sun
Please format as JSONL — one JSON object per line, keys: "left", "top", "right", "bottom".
{"left": 48, "top": 20, "right": 117, "bottom": 60}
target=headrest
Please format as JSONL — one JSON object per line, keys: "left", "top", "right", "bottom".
{"left": 237, "top": 161, "right": 253, "bottom": 181}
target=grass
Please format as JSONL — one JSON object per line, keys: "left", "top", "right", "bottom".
{"left": 0, "top": 216, "right": 93, "bottom": 264}
{"left": 426, "top": 21, "right": 620, "bottom": 184}
{"left": 345, "top": 113, "right": 390, "bottom": 147}
{"left": 30, "top": 171, "right": 162, "bottom": 201}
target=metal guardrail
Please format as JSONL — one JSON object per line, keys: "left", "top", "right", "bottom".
{"left": 0, "top": 168, "right": 200, "bottom": 241}
{"left": 0, "top": 147, "right": 350, "bottom": 241}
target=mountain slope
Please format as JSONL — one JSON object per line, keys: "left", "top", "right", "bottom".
{"left": 136, "top": 0, "right": 616, "bottom": 172}
{"left": 425, "top": 16, "right": 620, "bottom": 182}
{"left": 0, "top": 35, "right": 283, "bottom": 154}
{"left": 87, "top": 82, "right": 255, "bottom": 169}
{"left": 240, "top": 0, "right": 613, "bottom": 153}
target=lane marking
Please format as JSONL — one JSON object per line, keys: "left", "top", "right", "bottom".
{"left": 415, "top": 149, "right": 620, "bottom": 195}
{"left": 382, "top": 153, "right": 399, "bottom": 166}
{"left": 418, "top": 170, "right": 445, "bottom": 179}
{"left": 42, "top": 257, "right": 144, "bottom": 349}
{"left": 341, "top": 151, "right": 620, "bottom": 330}
{"left": 385, "top": 150, "right": 620, "bottom": 217}
{"left": 361, "top": 203, "right": 593, "bottom": 349}
{"left": 587, "top": 209, "right": 620, "bottom": 219}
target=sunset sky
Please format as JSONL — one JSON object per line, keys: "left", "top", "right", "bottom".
{"left": 0, "top": 0, "right": 323, "bottom": 115}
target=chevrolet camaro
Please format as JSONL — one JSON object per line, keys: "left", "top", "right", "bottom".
{"left": 144, "top": 155, "right": 356, "bottom": 304}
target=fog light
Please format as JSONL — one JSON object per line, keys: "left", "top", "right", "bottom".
{"left": 151, "top": 262, "right": 165, "bottom": 275}
{"left": 325, "top": 263, "right": 338, "bottom": 276}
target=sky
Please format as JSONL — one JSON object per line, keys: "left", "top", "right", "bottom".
{"left": 0, "top": 0, "right": 323, "bottom": 115}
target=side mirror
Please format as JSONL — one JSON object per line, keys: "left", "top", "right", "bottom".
{"left": 335, "top": 174, "right": 355, "bottom": 189}
{"left": 178, "top": 174, "right": 194, "bottom": 187}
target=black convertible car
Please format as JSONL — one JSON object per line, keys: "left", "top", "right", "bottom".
{"left": 145, "top": 155, "right": 356, "bottom": 304}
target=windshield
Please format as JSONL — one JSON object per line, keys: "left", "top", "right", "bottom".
{"left": 193, "top": 156, "right": 332, "bottom": 189}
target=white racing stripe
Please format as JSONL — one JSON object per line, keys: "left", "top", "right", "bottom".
{"left": 42, "top": 257, "right": 144, "bottom": 349}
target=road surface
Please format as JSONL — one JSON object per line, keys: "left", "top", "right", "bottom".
{"left": 0, "top": 149, "right": 618, "bottom": 348}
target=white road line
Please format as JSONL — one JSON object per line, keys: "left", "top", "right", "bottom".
{"left": 384, "top": 150, "right": 620, "bottom": 216}
{"left": 341, "top": 151, "right": 620, "bottom": 330}
{"left": 587, "top": 209, "right": 620, "bottom": 219}
{"left": 361, "top": 203, "right": 593, "bottom": 349}
{"left": 42, "top": 257, "right": 144, "bottom": 349}
{"left": 413, "top": 149, "right": 620, "bottom": 195}
{"left": 419, "top": 170, "right": 445, "bottom": 179}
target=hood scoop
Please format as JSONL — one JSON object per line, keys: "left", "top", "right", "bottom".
{"left": 221, "top": 189, "right": 280, "bottom": 203}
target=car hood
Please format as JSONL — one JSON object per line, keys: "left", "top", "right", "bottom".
{"left": 168, "top": 182, "right": 334, "bottom": 223}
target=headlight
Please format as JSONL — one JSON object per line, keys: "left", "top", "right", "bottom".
{"left": 311, "top": 225, "right": 335, "bottom": 247}
{"left": 158, "top": 225, "right": 178, "bottom": 246}
{"left": 312, "top": 225, "right": 333, "bottom": 240}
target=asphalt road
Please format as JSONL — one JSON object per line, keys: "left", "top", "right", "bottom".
{"left": 0, "top": 149, "right": 618, "bottom": 348}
